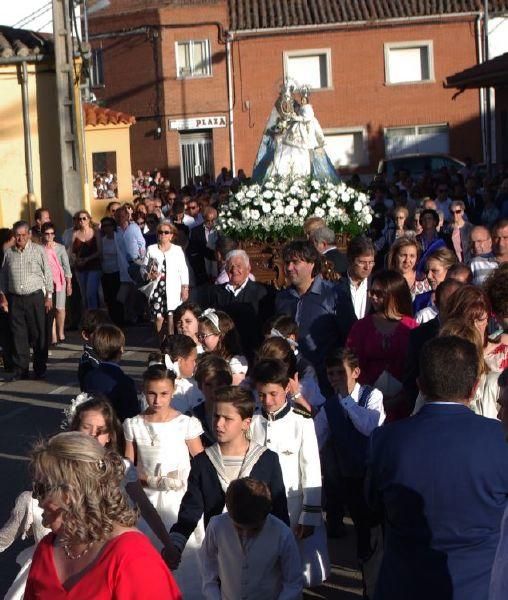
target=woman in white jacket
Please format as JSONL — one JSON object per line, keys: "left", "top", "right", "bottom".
{"left": 142, "top": 219, "right": 189, "bottom": 340}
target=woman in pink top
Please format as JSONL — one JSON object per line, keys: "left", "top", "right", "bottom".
{"left": 41, "top": 222, "right": 72, "bottom": 344}
{"left": 347, "top": 270, "right": 418, "bottom": 421}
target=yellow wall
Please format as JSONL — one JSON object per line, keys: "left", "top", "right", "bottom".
{"left": 0, "top": 62, "right": 69, "bottom": 231}
{"left": 85, "top": 124, "right": 134, "bottom": 222}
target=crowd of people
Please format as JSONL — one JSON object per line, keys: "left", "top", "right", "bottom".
{"left": 0, "top": 161, "right": 508, "bottom": 599}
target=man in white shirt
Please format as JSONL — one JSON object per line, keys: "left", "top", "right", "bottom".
{"left": 435, "top": 183, "right": 453, "bottom": 223}
{"left": 183, "top": 198, "right": 204, "bottom": 230}
{"left": 337, "top": 236, "right": 375, "bottom": 321}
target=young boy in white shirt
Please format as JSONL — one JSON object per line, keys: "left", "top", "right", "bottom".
{"left": 250, "top": 358, "right": 329, "bottom": 587}
{"left": 200, "top": 477, "right": 303, "bottom": 600}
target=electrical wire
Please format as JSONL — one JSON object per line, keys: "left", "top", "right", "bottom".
{"left": 12, "top": 2, "right": 52, "bottom": 29}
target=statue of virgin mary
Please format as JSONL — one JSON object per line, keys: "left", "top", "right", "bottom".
{"left": 252, "top": 81, "right": 340, "bottom": 184}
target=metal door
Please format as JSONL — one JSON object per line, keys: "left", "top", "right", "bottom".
{"left": 179, "top": 131, "right": 214, "bottom": 186}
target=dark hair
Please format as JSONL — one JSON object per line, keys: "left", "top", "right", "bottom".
{"left": 226, "top": 478, "right": 272, "bottom": 527}
{"left": 419, "top": 209, "right": 440, "bottom": 226}
{"left": 106, "top": 201, "right": 120, "bottom": 213}
{"left": 347, "top": 235, "right": 375, "bottom": 262}
{"left": 174, "top": 301, "right": 202, "bottom": 325}
{"left": 257, "top": 337, "right": 297, "bottom": 378}
{"left": 484, "top": 264, "right": 508, "bottom": 318}
{"left": 263, "top": 314, "right": 298, "bottom": 339}
{"left": 161, "top": 334, "right": 196, "bottom": 361}
{"left": 100, "top": 217, "right": 117, "bottom": 231}
{"left": 434, "top": 279, "right": 465, "bottom": 313}
{"left": 199, "top": 310, "right": 244, "bottom": 360}
{"left": 41, "top": 221, "right": 57, "bottom": 235}
{"left": 92, "top": 324, "right": 125, "bottom": 362}
{"left": 419, "top": 336, "right": 478, "bottom": 402}
{"left": 80, "top": 309, "right": 111, "bottom": 337}
{"left": 69, "top": 396, "right": 125, "bottom": 454}
{"left": 492, "top": 218, "right": 508, "bottom": 238}
{"left": 282, "top": 240, "right": 321, "bottom": 277}
{"left": 194, "top": 354, "right": 232, "bottom": 387}
{"left": 147, "top": 351, "right": 164, "bottom": 366}
{"left": 371, "top": 269, "right": 413, "bottom": 319}
{"left": 325, "top": 347, "right": 359, "bottom": 370}
{"left": 213, "top": 385, "right": 255, "bottom": 420}
{"left": 446, "top": 263, "right": 473, "bottom": 284}
{"left": 215, "top": 235, "right": 238, "bottom": 259}
{"left": 34, "top": 207, "right": 49, "bottom": 222}
{"left": 251, "top": 358, "right": 289, "bottom": 388}
{"left": 142, "top": 364, "right": 177, "bottom": 386}
{"left": 13, "top": 220, "right": 30, "bottom": 232}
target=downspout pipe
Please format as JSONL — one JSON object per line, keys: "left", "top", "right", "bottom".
{"left": 20, "top": 62, "right": 35, "bottom": 199}
{"left": 476, "top": 14, "right": 487, "bottom": 165}
{"left": 226, "top": 32, "right": 236, "bottom": 177}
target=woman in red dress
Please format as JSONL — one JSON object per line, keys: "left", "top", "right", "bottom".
{"left": 24, "top": 432, "right": 181, "bottom": 600}
{"left": 346, "top": 270, "right": 418, "bottom": 421}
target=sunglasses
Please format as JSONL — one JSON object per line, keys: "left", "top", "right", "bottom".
{"left": 158, "top": 230, "right": 173, "bottom": 235}
{"left": 451, "top": 209, "right": 463, "bottom": 214}
{"left": 79, "top": 216, "right": 89, "bottom": 221}
{"left": 44, "top": 231, "right": 55, "bottom": 236}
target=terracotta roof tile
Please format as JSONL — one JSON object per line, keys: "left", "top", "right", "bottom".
{"left": 83, "top": 103, "right": 136, "bottom": 127}
{"left": 229, "top": 0, "right": 508, "bottom": 30}
{"left": 0, "top": 26, "right": 53, "bottom": 59}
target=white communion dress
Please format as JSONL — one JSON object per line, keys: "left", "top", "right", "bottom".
{"left": 123, "top": 413, "right": 206, "bottom": 599}
{"left": 0, "top": 491, "right": 49, "bottom": 600}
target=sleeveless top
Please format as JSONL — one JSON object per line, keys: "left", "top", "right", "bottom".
{"left": 73, "top": 235, "right": 101, "bottom": 271}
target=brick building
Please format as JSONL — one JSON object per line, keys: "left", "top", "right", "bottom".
{"left": 89, "top": 0, "right": 508, "bottom": 186}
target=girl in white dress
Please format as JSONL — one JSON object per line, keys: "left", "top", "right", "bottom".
{"left": 124, "top": 365, "right": 205, "bottom": 598}
{"left": 0, "top": 491, "right": 48, "bottom": 600}
{"left": 161, "top": 333, "right": 202, "bottom": 413}
{"left": 198, "top": 308, "right": 248, "bottom": 384}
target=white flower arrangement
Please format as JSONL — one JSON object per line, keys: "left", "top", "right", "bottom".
{"left": 217, "top": 175, "right": 372, "bottom": 242}
{"left": 61, "top": 392, "right": 94, "bottom": 429}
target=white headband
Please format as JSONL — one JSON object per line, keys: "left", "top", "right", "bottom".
{"left": 164, "top": 353, "right": 181, "bottom": 377}
{"left": 270, "top": 328, "right": 298, "bottom": 350}
{"left": 61, "top": 392, "right": 94, "bottom": 430}
{"left": 200, "top": 308, "right": 221, "bottom": 332}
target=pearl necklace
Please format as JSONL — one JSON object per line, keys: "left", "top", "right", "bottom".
{"left": 63, "top": 541, "right": 93, "bottom": 560}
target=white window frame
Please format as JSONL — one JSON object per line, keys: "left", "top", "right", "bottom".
{"left": 383, "top": 122, "right": 449, "bottom": 156}
{"left": 384, "top": 40, "right": 434, "bottom": 85}
{"left": 283, "top": 48, "right": 333, "bottom": 91}
{"left": 90, "top": 47, "right": 105, "bottom": 88}
{"left": 175, "top": 39, "right": 212, "bottom": 79}
{"left": 323, "top": 127, "right": 369, "bottom": 168}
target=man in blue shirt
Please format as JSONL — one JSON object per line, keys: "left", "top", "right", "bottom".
{"left": 275, "top": 240, "right": 355, "bottom": 391}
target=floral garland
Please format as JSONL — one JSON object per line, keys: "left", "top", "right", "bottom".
{"left": 217, "top": 176, "right": 372, "bottom": 242}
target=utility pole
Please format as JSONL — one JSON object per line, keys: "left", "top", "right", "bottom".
{"left": 484, "top": 0, "right": 492, "bottom": 176}
{"left": 52, "top": 0, "right": 85, "bottom": 227}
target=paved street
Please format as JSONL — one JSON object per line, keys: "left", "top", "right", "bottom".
{"left": 0, "top": 324, "right": 363, "bottom": 598}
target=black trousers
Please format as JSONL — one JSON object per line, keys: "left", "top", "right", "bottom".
{"left": 101, "top": 271, "right": 124, "bottom": 325}
{"left": 9, "top": 291, "right": 48, "bottom": 376}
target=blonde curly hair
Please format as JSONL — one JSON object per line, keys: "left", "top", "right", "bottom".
{"left": 30, "top": 432, "right": 137, "bottom": 544}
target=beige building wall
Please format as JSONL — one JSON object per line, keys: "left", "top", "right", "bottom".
{"left": 85, "top": 124, "right": 133, "bottom": 222}
{"left": 0, "top": 62, "right": 67, "bottom": 231}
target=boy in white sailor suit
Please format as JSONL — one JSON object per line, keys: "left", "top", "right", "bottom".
{"left": 250, "top": 358, "right": 330, "bottom": 587}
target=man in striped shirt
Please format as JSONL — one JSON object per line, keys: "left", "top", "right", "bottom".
{"left": 0, "top": 221, "right": 53, "bottom": 381}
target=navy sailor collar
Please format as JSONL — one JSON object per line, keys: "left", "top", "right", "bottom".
{"left": 261, "top": 401, "right": 292, "bottom": 421}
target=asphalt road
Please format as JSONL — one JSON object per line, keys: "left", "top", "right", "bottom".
{"left": 0, "top": 324, "right": 363, "bottom": 598}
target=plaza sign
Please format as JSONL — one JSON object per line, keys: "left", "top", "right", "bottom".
{"left": 169, "top": 115, "right": 227, "bottom": 130}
